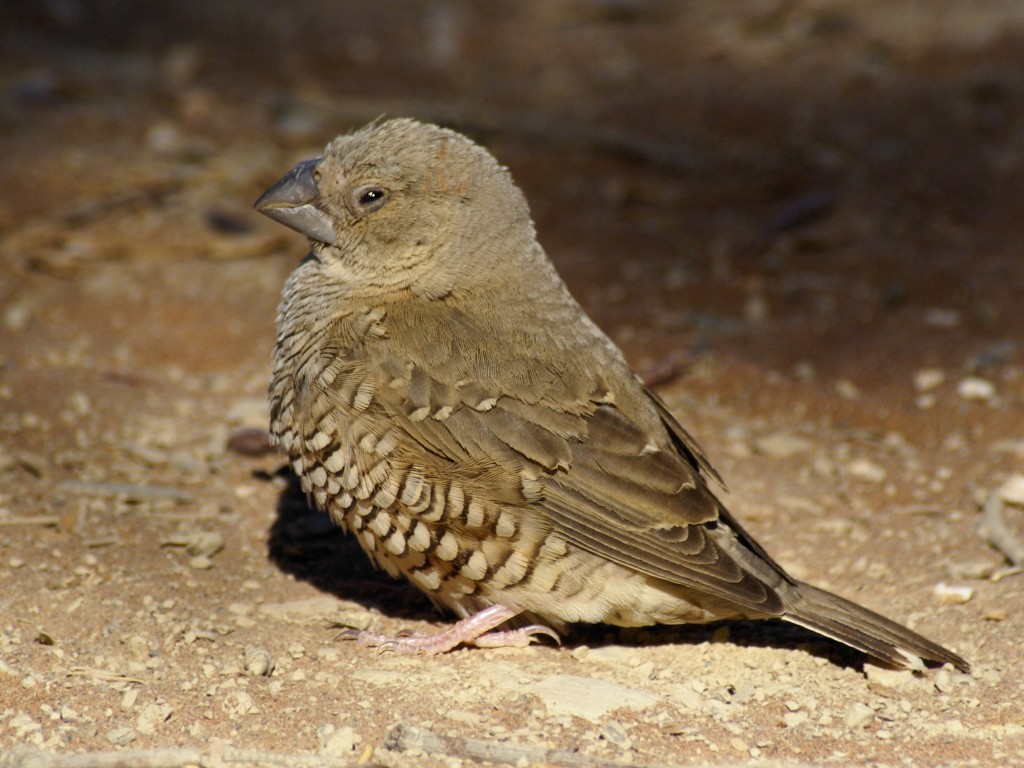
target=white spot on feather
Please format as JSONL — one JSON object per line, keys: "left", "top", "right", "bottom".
{"left": 460, "top": 550, "right": 488, "bottom": 581}
{"left": 436, "top": 531, "right": 459, "bottom": 561}
{"left": 306, "top": 431, "right": 331, "bottom": 451}
{"left": 324, "top": 449, "right": 347, "bottom": 473}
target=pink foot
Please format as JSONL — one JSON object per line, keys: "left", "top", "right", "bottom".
{"left": 341, "top": 604, "right": 560, "bottom": 655}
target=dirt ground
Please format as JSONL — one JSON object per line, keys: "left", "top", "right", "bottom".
{"left": 2, "top": 2, "right": 1023, "bottom": 766}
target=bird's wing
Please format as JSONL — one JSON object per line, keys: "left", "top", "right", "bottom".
{"left": 366, "top": 305, "right": 791, "bottom": 615}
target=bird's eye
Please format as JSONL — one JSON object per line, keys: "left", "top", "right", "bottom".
{"left": 352, "top": 185, "right": 388, "bottom": 214}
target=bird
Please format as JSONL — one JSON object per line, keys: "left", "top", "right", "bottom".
{"left": 254, "top": 118, "right": 968, "bottom": 671}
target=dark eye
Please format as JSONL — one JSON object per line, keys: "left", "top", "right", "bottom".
{"left": 352, "top": 185, "right": 388, "bottom": 214}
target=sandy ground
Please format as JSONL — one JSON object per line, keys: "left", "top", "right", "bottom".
{"left": 1, "top": 2, "right": 1023, "bottom": 766}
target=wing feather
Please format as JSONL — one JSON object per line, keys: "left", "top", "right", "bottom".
{"left": 362, "top": 323, "right": 789, "bottom": 616}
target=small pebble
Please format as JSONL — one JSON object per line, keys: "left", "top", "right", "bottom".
{"left": 670, "top": 686, "right": 702, "bottom": 711}
{"left": 744, "top": 293, "right": 769, "bottom": 323}
{"left": 783, "top": 711, "right": 809, "bottom": 728}
{"left": 323, "top": 725, "right": 361, "bottom": 755}
{"left": 847, "top": 458, "right": 886, "bottom": 483}
{"left": 934, "top": 582, "right": 973, "bottom": 604}
{"left": 913, "top": 368, "right": 945, "bottom": 392}
{"left": 68, "top": 392, "right": 91, "bottom": 417}
{"left": 599, "top": 721, "right": 633, "bottom": 751}
{"left": 227, "top": 427, "right": 274, "bottom": 456}
{"left": 755, "top": 433, "right": 813, "bottom": 459}
{"left": 947, "top": 560, "right": 997, "bottom": 580}
{"left": 121, "top": 689, "right": 139, "bottom": 711}
{"left": 996, "top": 474, "right": 1024, "bottom": 507}
{"left": 924, "top": 308, "right": 961, "bottom": 328}
{"left": 225, "top": 691, "right": 257, "bottom": 716}
{"left": 3, "top": 302, "right": 32, "bottom": 332}
{"left": 145, "top": 122, "right": 186, "bottom": 155}
{"left": 915, "top": 394, "right": 937, "bottom": 410}
{"left": 957, "top": 377, "right": 995, "bottom": 401}
{"left": 846, "top": 702, "right": 875, "bottom": 729}
{"left": 136, "top": 702, "right": 174, "bottom": 736}
{"left": 187, "top": 531, "right": 225, "bottom": 558}
{"left": 244, "top": 647, "right": 275, "bottom": 677}
{"left": 835, "top": 379, "right": 861, "bottom": 399}
{"left": 106, "top": 726, "right": 136, "bottom": 746}
{"left": 934, "top": 670, "right": 954, "bottom": 693}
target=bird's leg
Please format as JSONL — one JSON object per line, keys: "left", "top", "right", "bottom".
{"left": 340, "top": 604, "right": 560, "bottom": 655}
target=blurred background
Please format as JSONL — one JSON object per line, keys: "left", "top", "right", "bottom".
{"left": 4, "top": 0, "right": 1023, "bottom": 385}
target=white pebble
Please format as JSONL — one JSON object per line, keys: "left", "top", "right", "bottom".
{"left": 934, "top": 582, "right": 973, "bottom": 604}
{"left": 186, "top": 531, "right": 225, "bottom": 557}
{"left": 244, "top": 647, "right": 275, "bottom": 677}
{"left": 3, "top": 302, "right": 32, "bottom": 332}
{"left": 835, "top": 379, "right": 861, "bottom": 400}
{"left": 224, "top": 691, "right": 256, "bottom": 716}
{"left": 755, "top": 433, "right": 813, "bottom": 459}
{"left": 783, "top": 711, "right": 809, "bottom": 728}
{"left": 846, "top": 702, "right": 875, "bottom": 728}
{"left": 847, "top": 458, "right": 886, "bottom": 483}
{"left": 913, "top": 368, "right": 945, "bottom": 392}
{"left": 322, "top": 725, "right": 361, "bottom": 755}
{"left": 957, "top": 377, "right": 995, "bottom": 401}
{"left": 996, "top": 474, "right": 1024, "bottom": 507}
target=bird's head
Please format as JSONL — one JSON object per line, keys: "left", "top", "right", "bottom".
{"left": 255, "top": 118, "right": 537, "bottom": 301}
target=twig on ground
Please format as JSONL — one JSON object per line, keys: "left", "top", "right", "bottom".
{"left": 385, "top": 722, "right": 666, "bottom": 768}
{"left": 0, "top": 516, "right": 60, "bottom": 527}
{"left": 0, "top": 743, "right": 377, "bottom": 768}
{"left": 56, "top": 481, "right": 194, "bottom": 505}
{"left": 65, "top": 667, "right": 147, "bottom": 685}
{"left": 977, "top": 493, "right": 1024, "bottom": 569}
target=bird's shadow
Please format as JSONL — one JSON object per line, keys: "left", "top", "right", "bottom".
{"left": 266, "top": 469, "right": 437, "bottom": 623}
{"left": 266, "top": 467, "right": 869, "bottom": 671}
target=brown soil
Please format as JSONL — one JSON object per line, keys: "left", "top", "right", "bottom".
{"left": 1, "top": 2, "right": 1022, "bottom": 766}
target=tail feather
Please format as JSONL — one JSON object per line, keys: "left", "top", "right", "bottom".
{"left": 784, "top": 581, "right": 970, "bottom": 672}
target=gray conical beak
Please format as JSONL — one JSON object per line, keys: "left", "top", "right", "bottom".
{"left": 254, "top": 158, "right": 337, "bottom": 245}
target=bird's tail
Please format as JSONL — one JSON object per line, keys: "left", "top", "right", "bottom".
{"left": 783, "top": 581, "right": 970, "bottom": 672}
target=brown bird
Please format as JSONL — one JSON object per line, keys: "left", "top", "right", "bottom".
{"left": 255, "top": 118, "right": 968, "bottom": 671}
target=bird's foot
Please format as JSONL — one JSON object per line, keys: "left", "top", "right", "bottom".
{"left": 340, "top": 604, "right": 560, "bottom": 655}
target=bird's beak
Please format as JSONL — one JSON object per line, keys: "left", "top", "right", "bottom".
{"left": 254, "top": 158, "right": 338, "bottom": 245}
